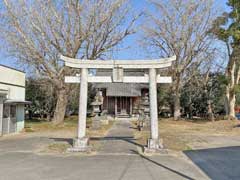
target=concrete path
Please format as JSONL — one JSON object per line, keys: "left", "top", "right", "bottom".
{"left": 99, "top": 120, "right": 139, "bottom": 154}
{"left": 0, "top": 122, "right": 209, "bottom": 180}
{"left": 0, "top": 151, "right": 207, "bottom": 180}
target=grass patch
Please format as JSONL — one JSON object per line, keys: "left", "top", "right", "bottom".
{"left": 133, "top": 118, "right": 240, "bottom": 152}
{"left": 24, "top": 127, "right": 35, "bottom": 132}
{"left": 25, "top": 116, "right": 92, "bottom": 132}
{"left": 25, "top": 116, "right": 114, "bottom": 152}
{"left": 47, "top": 143, "right": 71, "bottom": 153}
{"left": 25, "top": 116, "right": 113, "bottom": 136}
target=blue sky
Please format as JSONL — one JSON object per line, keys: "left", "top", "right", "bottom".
{"left": 115, "top": 0, "right": 230, "bottom": 60}
{"left": 0, "top": 0, "right": 230, "bottom": 71}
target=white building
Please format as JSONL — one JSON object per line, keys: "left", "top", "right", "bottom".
{"left": 0, "top": 65, "right": 29, "bottom": 136}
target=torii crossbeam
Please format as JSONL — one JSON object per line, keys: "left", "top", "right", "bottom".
{"left": 61, "top": 55, "right": 176, "bottom": 152}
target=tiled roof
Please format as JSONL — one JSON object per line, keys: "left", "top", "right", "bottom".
{"left": 95, "top": 83, "right": 148, "bottom": 97}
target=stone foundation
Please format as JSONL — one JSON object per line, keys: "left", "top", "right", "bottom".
{"left": 91, "top": 116, "right": 101, "bottom": 130}
{"left": 68, "top": 137, "right": 90, "bottom": 152}
{"left": 144, "top": 138, "right": 166, "bottom": 153}
{"left": 101, "top": 119, "right": 109, "bottom": 125}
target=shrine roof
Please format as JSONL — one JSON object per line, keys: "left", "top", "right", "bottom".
{"left": 95, "top": 83, "right": 148, "bottom": 97}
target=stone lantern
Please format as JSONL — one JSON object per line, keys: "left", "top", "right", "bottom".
{"left": 141, "top": 93, "right": 150, "bottom": 117}
{"left": 90, "top": 101, "right": 102, "bottom": 116}
{"left": 138, "top": 93, "right": 150, "bottom": 130}
{"left": 90, "top": 91, "right": 103, "bottom": 130}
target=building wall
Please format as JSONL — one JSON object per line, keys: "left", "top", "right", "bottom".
{"left": 99, "top": 86, "right": 150, "bottom": 116}
{"left": 0, "top": 98, "right": 3, "bottom": 135}
{"left": 0, "top": 84, "right": 25, "bottom": 100}
{"left": 0, "top": 65, "right": 25, "bottom": 100}
{"left": 0, "top": 66, "right": 25, "bottom": 87}
{"left": 0, "top": 65, "right": 26, "bottom": 134}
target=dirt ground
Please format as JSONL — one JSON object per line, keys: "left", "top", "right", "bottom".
{"left": 134, "top": 118, "right": 240, "bottom": 151}
{"left": 24, "top": 116, "right": 114, "bottom": 153}
{"left": 23, "top": 117, "right": 240, "bottom": 152}
{"left": 25, "top": 116, "right": 113, "bottom": 136}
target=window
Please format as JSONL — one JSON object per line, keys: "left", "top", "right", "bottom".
{"left": 10, "top": 105, "right": 16, "bottom": 118}
{"left": 3, "top": 105, "right": 10, "bottom": 118}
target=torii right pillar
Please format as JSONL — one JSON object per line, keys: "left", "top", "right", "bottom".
{"left": 146, "top": 68, "right": 163, "bottom": 152}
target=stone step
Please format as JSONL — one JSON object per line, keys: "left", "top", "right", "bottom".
{"left": 116, "top": 116, "right": 131, "bottom": 119}
{"left": 115, "top": 117, "right": 138, "bottom": 121}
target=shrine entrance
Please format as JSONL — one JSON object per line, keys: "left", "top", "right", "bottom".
{"left": 116, "top": 97, "right": 131, "bottom": 117}
{"left": 61, "top": 55, "right": 176, "bottom": 152}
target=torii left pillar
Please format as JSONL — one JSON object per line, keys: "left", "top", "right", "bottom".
{"left": 69, "top": 68, "right": 90, "bottom": 152}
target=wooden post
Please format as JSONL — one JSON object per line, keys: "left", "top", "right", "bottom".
{"left": 115, "top": 97, "right": 118, "bottom": 117}
{"left": 130, "top": 97, "right": 133, "bottom": 116}
{"left": 106, "top": 95, "right": 108, "bottom": 112}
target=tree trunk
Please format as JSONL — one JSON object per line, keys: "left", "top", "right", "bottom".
{"left": 225, "top": 87, "right": 230, "bottom": 116}
{"left": 226, "top": 57, "right": 236, "bottom": 120}
{"left": 173, "top": 90, "right": 181, "bottom": 120}
{"left": 173, "top": 75, "right": 181, "bottom": 120}
{"left": 207, "top": 100, "right": 214, "bottom": 122}
{"left": 229, "top": 90, "right": 236, "bottom": 120}
{"left": 46, "top": 113, "right": 51, "bottom": 121}
{"left": 52, "top": 88, "right": 68, "bottom": 125}
{"left": 225, "top": 85, "right": 235, "bottom": 119}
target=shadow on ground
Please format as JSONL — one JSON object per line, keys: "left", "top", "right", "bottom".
{"left": 50, "top": 138, "right": 73, "bottom": 145}
{"left": 91, "top": 136, "right": 144, "bottom": 148}
{"left": 49, "top": 137, "right": 196, "bottom": 179}
{"left": 50, "top": 136, "right": 144, "bottom": 148}
{"left": 130, "top": 150, "right": 196, "bottom": 180}
{"left": 184, "top": 146, "right": 240, "bottom": 180}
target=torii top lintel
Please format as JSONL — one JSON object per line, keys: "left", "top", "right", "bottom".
{"left": 60, "top": 55, "right": 176, "bottom": 69}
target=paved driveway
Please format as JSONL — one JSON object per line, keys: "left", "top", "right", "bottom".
{"left": 0, "top": 151, "right": 207, "bottom": 180}
{"left": 0, "top": 121, "right": 210, "bottom": 180}
{"left": 185, "top": 146, "right": 240, "bottom": 180}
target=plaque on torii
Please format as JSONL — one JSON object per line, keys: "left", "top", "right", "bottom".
{"left": 60, "top": 55, "right": 176, "bottom": 152}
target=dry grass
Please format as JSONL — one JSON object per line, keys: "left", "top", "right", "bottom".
{"left": 46, "top": 143, "right": 72, "bottom": 153}
{"left": 159, "top": 118, "right": 240, "bottom": 135}
{"left": 24, "top": 116, "right": 79, "bottom": 133}
{"left": 134, "top": 118, "right": 240, "bottom": 151}
{"left": 25, "top": 116, "right": 114, "bottom": 153}
{"left": 25, "top": 116, "right": 113, "bottom": 136}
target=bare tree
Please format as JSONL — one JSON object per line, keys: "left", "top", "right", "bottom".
{"left": 0, "top": 0, "right": 139, "bottom": 124}
{"left": 143, "top": 0, "right": 216, "bottom": 120}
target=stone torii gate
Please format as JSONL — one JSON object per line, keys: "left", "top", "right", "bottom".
{"left": 61, "top": 55, "right": 176, "bottom": 152}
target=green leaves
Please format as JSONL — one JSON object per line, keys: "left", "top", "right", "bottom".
{"left": 212, "top": 1, "right": 240, "bottom": 45}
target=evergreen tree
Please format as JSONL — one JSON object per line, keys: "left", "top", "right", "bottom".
{"left": 212, "top": 0, "right": 240, "bottom": 119}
